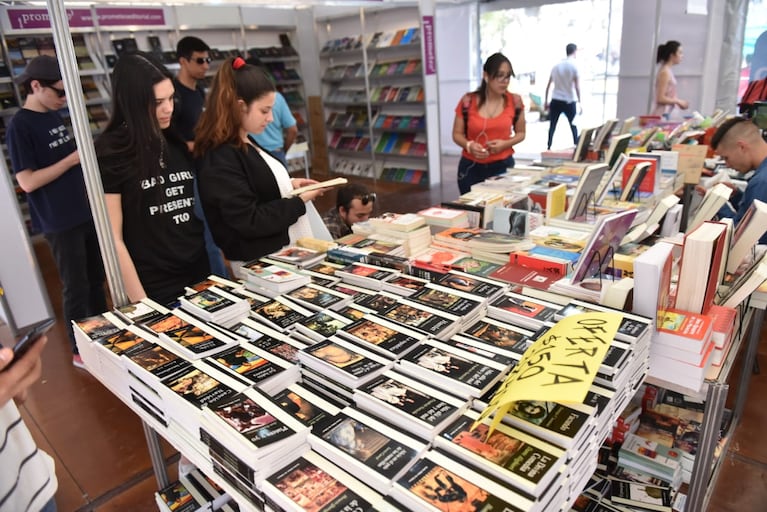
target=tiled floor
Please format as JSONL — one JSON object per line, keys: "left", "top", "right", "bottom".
{"left": 15, "top": 155, "right": 767, "bottom": 511}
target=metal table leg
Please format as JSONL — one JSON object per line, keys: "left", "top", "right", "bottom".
{"left": 143, "top": 421, "right": 169, "bottom": 489}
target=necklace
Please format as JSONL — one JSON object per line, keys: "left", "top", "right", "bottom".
{"left": 159, "top": 139, "right": 167, "bottom": 170}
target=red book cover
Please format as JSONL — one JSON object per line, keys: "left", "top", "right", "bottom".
{"left": 621, "top": 157, "right": 658, "bottom": 194}
{"left": 706, "top": 304, "right": 737, "bottom": 349}
{"left": 656, "top": 308, "right": 713, "bottom": 353}
{"left": 488, "top": 263, "right": 560, "bottom": 290}
{"left": 511, "top": 251, "right": 570, "bottom": 278}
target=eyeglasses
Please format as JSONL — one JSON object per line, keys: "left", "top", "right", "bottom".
{"left": 493, "top": 73, "right": 513, "bottom": 82}
{"left": 193, "top": 57, "right": 212, "bottom": 65}
{"left": 45, "top": 85, "right": 66, "bottom": 98}
{"left": 359, "top": 193, "right": 377, "bottom": 205}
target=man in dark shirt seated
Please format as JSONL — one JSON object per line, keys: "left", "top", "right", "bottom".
{"left": 322, "top": 183, "right": 376, "bottom": 240}
{"left": 713, "top": 116, "right": 767, "bottom": 243}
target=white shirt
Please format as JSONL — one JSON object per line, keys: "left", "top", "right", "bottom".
{"left": 550, "top": 57, "right": 579, "bottom": 103}
{"left": 0, "top": 401, "right": 57, "bottom": 512}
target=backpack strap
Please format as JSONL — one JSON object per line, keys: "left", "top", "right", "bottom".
{"left": 510, "top": 93, "right": 523, "bottom": 128}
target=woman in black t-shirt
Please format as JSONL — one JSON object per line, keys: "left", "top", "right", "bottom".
{"left": 96, "top": 53, "right": 209, "bottom": 305}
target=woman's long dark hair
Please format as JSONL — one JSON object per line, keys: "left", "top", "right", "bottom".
{"left": 657, "top": 40, "right": 681, "bottom": 64}
{"left": 474, "top": 52, "right": 514, "bottom": 108}
{"left": 95, "top": 52, "right": 180, "bottom": 182}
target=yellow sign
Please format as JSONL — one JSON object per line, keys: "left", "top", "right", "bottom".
{"left": 474, "top": 312, "right": 621, "bottom": 434}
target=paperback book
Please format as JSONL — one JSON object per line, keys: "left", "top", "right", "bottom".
{"left": 298, "top": 337, "right": 392, "bottom": 388}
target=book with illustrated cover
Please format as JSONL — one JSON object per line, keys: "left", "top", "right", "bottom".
{"left": 263, "top": 451, "right": 396, "bottom": 512}
{"left": 162, "top": 366, "right": 238, "bottom": 412}
{"left": 436, "top": 270, "right": 507, "bottom": 300}
{"left": 267, "top": 246, "right": 326, "bottom": 268}
{"left": 155, "top": 479, "right": 199, "bottom": 512}
{"left": 73, "top": 314, "right": 123, "bottom": 342}
{"left": 455, "top": 317, "right": 534, "bottom": 359}
{"left": 205, "top": 344, "right": 287, "bottom": 387}
{"left": 99, "top": 328, "right": 152, "bottom": 356}
{"left": 123, "top": 343, "right": 191, "bottom": 387}
{"left": 353, "top": 371, "right": 466, "bottom": 440}
{"left": 377, "top": 299, "right": 460, "bottom": 341}
{"left": 393, "top": 451, "right": 534, "bottom": 512}
{"left": 555, "top": 299, "right": 651, "bottom": 343}
{"left": 181, "top": 287, "right": 235, "bottom": 314}
{"left": 251, "top": 296, "right": 313, "bottom": 332}
{"left": 310, "top": 407, "right": 426, "bottom": 494}
{"left": 406, "top": 283, "right": 485, "bottom": 319}
{"left": 487, "top": 292, "right": 559, "bottom": 330}
{"left": 299, "top": 337, "right": 391, "bottom": 387}
{"left": 501, "top": 399, "right": 595, "bottom": 450}
{"left": 381, "top": 275, "right": 429, "bottom": 296}
{"left": 285, "top": 283, "right": 350, "bottom": 312}
{"left": 436, "top": 410, "right": 567, "bottom": 498}
{"left": 269, "top": 383, "right": 341, "bottom": 427}
{"left": 114, "top": 299, "right": 166, "bottom": 325}
{"left": 398, "top": 340, "right": 506, "bottom": 399}
{"left": 609, "top": 478, "right": 673, "bottom": 511}
{"left": 570, "top": 209, "right": 639, "bottom": 285}
{"left": 159, "top": 322, "right": 233, "bottom": 359}
{"left": 294, "top": 310, "right": 351, "bottom": 342}
{"left": 338, "top": 314, "right": 425, "bottom": 359}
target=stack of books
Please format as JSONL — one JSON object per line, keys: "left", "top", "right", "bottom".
{"left": 416, "top": 206, "right": 470, "bottom": 234}
{"left": 240, "top": 260, "right": 311, "bottom": 296}
{"left": 179, "top": 287, "right": 250, "bottom": 327}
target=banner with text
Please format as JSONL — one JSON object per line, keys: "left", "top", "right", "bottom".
{"left": 6, "top": 7, "right": 166, "bottom": 30}
{"left": 474, "top": 312, "right": 620, "bottom": 434}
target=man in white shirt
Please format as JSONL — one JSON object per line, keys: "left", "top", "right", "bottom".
{"left": 545, "top": 43, "right": 582, "bottom": 150}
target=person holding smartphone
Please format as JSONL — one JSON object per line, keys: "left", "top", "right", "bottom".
{"left": 0, "top": 335, "right": 58, "bottom": 511}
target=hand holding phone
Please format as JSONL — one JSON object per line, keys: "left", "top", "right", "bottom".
{"left": 0, "top": 324, "right": 49, "bottom": 406}
{"left": 7, "top": 318, "right": 54, "bottom": 366}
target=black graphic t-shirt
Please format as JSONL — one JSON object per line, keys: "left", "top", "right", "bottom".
{"left": 99, "top": 134, "right": 208, "bottom": 304}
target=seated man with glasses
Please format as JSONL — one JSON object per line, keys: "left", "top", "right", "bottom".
{"left": 712, "top": 116, "right": 767, "bottom": 242}
{"left": 5, "top": 55, "right": 107, "bottom": 369}
{"left": 322, "top": 183, "right": 376, "bottom": 240}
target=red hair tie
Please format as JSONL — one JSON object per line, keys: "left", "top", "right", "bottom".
{"left": 232, "top": 57, "right": 246, "bottom": 70}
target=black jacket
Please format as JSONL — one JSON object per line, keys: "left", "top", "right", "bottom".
{"left": 197, "top": 139, "right": 306, "bottom": 261}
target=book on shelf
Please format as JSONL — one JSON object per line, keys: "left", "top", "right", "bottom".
{"left": 262, "top": 451, "right": 396, "bottom": 512}
{"left": 569, "top": 209, "right": 639, "bottom": 285}
{"left": 618, "top": 432, "right": 683, "bottom": 484}
{"left": 609, "top": 478, "right": 673, "bottom": 512}
{"left": 675, "top": 221, "right": 728, "bottom": 314}
{"left": 622, "top": 194, "right": 681, "bottom": 245}
{"left": 632, "top": 241, "right": 675, "bottom": 325}
{"left": 298, "top": 336, "right": 392, "bottom": 388}
{"left": 392, "top": 450, "right": 537, "bottom": 512}
{"left": 155, "top": 479, "right": 200, "bottom": 512}
{"left": 492, "top": 207, "right": 544, "bottom": 238}
{"left": 250, "top": 296, "right": 314, "bottom": 332}
{"left": 487, "top": 291, "right": 560, "bottom": 330}
{"left": 604, "top": 132, "right": 632, "bottom": 169}
{"left": 353, "top": 370, "right": 467, "bottom": 440}
{"left": 527, "top": 182, "right": 567, "bottom": 220}
{"left": 619, "top": 161, "right": 652, "bottom": 202}
{"left": 715, "top": 250, "right": 767, "bottom": 308}
{"left": 573, "top": 125, "right": 598, "bottom": 162}
{"left": 686, "top": 183, "right": 733, "bottom": 233}
{"left": 726, "top": 198, "right": 767, "bottom": 273}
{"left": 398, "top": 339, "right": 507, "bottom": 398}
{"left": 655, "top": 308, "right": 713, "bottom": 353}
{"left": 309, "top": 406, "right": 427, "bottom": 494}
{"left": 337, "top": 312, "right": 427, "bottom": 359}
{"left": 268, "top": 383, "right": 342, "bottom": 428}
{"left": 566, "top": 163, "right": 610, "bottom": 221}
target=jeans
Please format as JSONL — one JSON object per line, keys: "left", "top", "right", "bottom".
{"left": 547, "top": 99, "right": 578, "bottom": 149}
{"left": 44, "top": 221, "right": 107, "bottom": 353}
{"left": 40, "top": 497, "right": 57, "bottom": 512}
{"left": 193, "top": 179, "right": 229, "bottom": 278}
{"left": 457, "top": 156, "right": 515, "bottom": 195}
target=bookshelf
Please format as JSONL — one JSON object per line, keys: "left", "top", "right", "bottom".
{"left": 319, "top": 8, "right": 428, "bottom": 186}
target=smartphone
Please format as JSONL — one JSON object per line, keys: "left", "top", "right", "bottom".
{"left": 3, "top": 318, "right": 54, "bottom": 369}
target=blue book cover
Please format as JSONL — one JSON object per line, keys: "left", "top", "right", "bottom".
{"left": 400, "top": 28, "right": 416, "bottom": 45}
{"left": 529, "top": 245, "right": 581, "bottom": 263}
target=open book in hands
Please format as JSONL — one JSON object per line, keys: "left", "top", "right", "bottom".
{"left": 288, "top": 177, "right": 348, "bottom": 196}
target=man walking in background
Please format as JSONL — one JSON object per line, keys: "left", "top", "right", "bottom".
{"left": 545, "top": 43, "right": 581, "bottom": 150}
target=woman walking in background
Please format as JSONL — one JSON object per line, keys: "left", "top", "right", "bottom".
{"left": 652, "top": 40, "right": 689, "bottom": 118}
{"left": 96, "top": 53, "right": 209, "bottom": 305}
{"left": 452, "top": 52, "right": 526, "bottom": 194}
{"left": 194, "top": 57, "right": 325, "bottom": 277}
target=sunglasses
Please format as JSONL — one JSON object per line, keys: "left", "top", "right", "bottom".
{"left": 192, "top": 57, "right": 212, "bottom": 65}
{"left": 44, "top": 85, "right": 66, "bottom": 98}
{"left": 359, "top": 193, "right": 377, "bottom": 205}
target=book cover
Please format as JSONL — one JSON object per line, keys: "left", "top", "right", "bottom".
{"left": 340, "top": 316, "right": 422, "bottom": 357}
{"left": 610, "top": 479, "right": 673, "bottom": 511}
{"left": 488, "top": 263, "right": 561, "bottom": 290}
{"left": 570, "top": 209, "right": 639, "bottom": 284}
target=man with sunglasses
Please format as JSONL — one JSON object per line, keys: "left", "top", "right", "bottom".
{"left": 322, "top": 183, "right": 376, "bottom": 239}
{"left": 173, "top": 36, "right": 228, "bottom": 278}
{"left": 5, "top": 55, "right": 106, "bottom": 369}
{"left": 173, "top": 36, "right": 211, "bottom": 151}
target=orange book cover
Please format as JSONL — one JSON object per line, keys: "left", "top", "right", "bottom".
{"left": 656, "top": 308, "right": 713, "bottom": 353}
{"left": 390, "top": 29, "right": 406, "bottom": 46}
{"left": 511, "top": 251, "right": 570, "bottom": 277}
